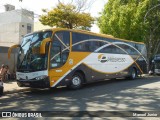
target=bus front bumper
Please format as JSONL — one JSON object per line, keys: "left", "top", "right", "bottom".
{"left": 17, "top": 77, "right": 50, "bottom": 88}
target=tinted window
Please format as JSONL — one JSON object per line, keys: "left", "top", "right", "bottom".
{"left": 72, "top": 33, "right": 110, "bottom": 52}
{"left": 135, "top": 44, "right": 147, "bottom": 58}
{"left": 140, "top": 44, "right": 147, "bottom": 58}
{"left": 135, "top": 44, "right": 142, "bottom": 52}
{"left": 117, "top": 44, "right": 139, "bottom": 55}
{"left": 99, "top": 45, "right": 126, "bottom": 54}
{"left": 72, "top": 32, "right": 89, "bottom": 51}
{"left": 90, "top": 41, "right": 105, "bottom": 51}
{"left": 72, "top": 33, "right": 89, "bottom": 44}
{"left": 50, "top": 31, "right": 70, "bottom": 68}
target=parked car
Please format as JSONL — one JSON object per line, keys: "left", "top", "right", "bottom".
{"left": 0, "top": 80, "right": 4, "bottom": 95}
{"left": 150, "top": 54, "right": 160, "bottom": 75}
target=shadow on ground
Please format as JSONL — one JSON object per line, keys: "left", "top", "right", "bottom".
{"left": 0, "top": 76, "right": 160, "bottom": 119}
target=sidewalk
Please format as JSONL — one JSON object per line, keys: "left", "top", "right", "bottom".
{"left": 3, "top": 80, "right": 27, "bottom": 93}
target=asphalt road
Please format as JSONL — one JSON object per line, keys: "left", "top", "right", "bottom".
{"left": 0, "top": 76, "right": 160, "bottom": 119}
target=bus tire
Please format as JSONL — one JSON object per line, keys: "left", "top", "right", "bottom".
{"left": 68, "top": 73, "right": 83, "bottom": 90}
{"left": 128, "top": 68, "right": 137, "bottom": 80}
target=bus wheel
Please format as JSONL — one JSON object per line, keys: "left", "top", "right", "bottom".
{"left": 129, "top": 68, "right": 137, "bottom": 80}
{"left": 68, "top": 73, "right": 83, "bottom": 90}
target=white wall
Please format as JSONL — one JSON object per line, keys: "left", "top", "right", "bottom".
{"left": 0, "top": 9, "right": 34, "bottom": 47}
{"left": 0, "top": 9, "right": 34, "bottom": 25}
{"left": 0, "top": 23, "right": 19, "bottom": 46}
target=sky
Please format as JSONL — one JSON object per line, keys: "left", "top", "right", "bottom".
{"left": 0, "top": 0, "right": 107, "bottom": 33}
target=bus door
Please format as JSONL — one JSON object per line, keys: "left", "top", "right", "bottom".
{"left": 49, "top": 31, "right": 70, "bottom": 86}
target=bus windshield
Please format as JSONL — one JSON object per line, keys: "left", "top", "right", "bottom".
{"left": 17, "top": 31, "right": 52, "bottom": 72}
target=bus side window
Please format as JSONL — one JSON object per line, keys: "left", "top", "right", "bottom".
{"left": 50, "top": 45, "right": 62, "bottom": 68}
{"left": 62, "top": 50, "right": 69, "bottom": 64}
{"left": 117, "top": 44, "right": 138, "bottom": 55}
{"left": 99, "top": 45, "right": 126, "bottom": 54}
{"left": 72, "top": 32, "right": 89, "bottom": 52}
{"left": 50, "top": 31, "right": 70, "bottom": 68}
{"left": 140, "top": 44, "right": 147, "bottom": 58}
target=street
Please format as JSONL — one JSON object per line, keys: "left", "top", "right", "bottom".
{"left": 0, "top": 76, "right": 160, "bottom": 119}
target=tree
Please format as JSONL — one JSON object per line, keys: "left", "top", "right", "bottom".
{"left": 39, "top": 3, "right": 94, "bottom": 30}
{"left": 143, "top": 1, "right": 160, "bottom": 63}
{"left": 98, "top": 0, "right": 149, "bottom": 42}
{"left": 98, "top": 0, "right": 160, "bottom": 68}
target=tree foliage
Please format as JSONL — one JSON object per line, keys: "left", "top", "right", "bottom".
{"left": 98, "top": 0, "right": 149, "bottom": 42}
{"left": 98, "top": 0, "right": 160, "bottom": 63}
{"left": 39, "top": 3, "right": 94, "bottom": 30}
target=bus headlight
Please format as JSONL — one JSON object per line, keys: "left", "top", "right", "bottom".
{"left": 35, "top": 75, "right": 47, "bottom": 80}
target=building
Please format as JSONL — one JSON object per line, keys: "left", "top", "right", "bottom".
{"left": 0, "top": 4, "right": 34, "bottom": 47}
{"left": 0, "top": 4, "right": 34, "bottom": 74}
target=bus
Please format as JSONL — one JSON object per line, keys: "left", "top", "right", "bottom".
{"left": 8, "top": 28, "right": 148, "bottom": 89}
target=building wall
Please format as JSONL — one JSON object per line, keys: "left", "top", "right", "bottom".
{"left": 0, "top": 46, "right": 17, "bottom": 73}
{"left": 0, "top": 22, "right": 20, "bottom": 46}
{"left": 0, "top": 9, "right": 34, "bottom": 47}
{"left": 0, "top": 7, "right": 34, "bottom": 74}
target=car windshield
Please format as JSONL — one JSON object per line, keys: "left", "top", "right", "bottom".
{"left": 17, "top": 31, "right": 52, "bottom": 72}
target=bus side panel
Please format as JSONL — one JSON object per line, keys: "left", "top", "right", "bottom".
{"left": 54, "top": 62, "right": 141, "bottom": 87}
{"left": 49, "top": 52, "right": 91, "bottom": 87}
{"left": 54, "top": 64, "right": 93, "bottom": 87}
{"left": 49, "top": 52, "right": 146, "bottom": 88}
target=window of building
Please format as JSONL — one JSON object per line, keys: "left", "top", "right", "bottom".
{"left": 27, "top": 24, "right": 32, "bottom": 33}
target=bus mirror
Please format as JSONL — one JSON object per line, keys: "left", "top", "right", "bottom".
{"left": 8, "top": 44, "right": 20, "bottom": 59}
{"left": 40, "top": 38, "right": 51, "bottom": 54}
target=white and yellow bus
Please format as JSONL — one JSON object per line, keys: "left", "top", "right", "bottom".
{"left": 8, "top": 28, "right": 148, "bottom": 89}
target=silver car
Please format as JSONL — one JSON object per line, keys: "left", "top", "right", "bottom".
{"left": 0, "top": 80, "right": 3, "bottom": 95}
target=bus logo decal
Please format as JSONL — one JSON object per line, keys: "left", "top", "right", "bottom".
{"left": 98, "top": 54, "right": 108, "bottom": 63}
{"left": 98, "top": 54, "right": 126, "bottom": 63}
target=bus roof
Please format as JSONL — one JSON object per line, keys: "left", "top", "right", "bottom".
{"left": 31, "top": 28, "right": 145, "bottom": 45}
